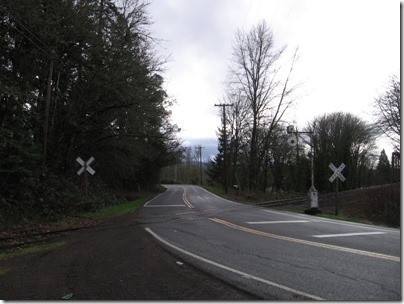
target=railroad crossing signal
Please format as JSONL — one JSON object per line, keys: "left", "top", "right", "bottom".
{"left": 76, "top": 156, "right": 95, "bottom": 196}
{"left": 287, "top": 135, "right": 297, "bottom": 147}
{"left": 329, "top": 162, "right": 345, "bottom": 216}
{"left": 329, "top": 163, "right": 345, "bottom": 183}
{"left": 76, "top": 157, "right": 95, "bottom": 176}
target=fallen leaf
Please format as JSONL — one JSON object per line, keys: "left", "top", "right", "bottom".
{"left": 61, "top": 293, "right": 73, "bottom": 300}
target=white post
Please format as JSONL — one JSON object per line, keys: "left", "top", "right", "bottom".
{"left": 308, "top": 132, "right": 318, "bottom": 209}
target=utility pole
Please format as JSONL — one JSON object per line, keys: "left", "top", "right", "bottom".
{"left": 287, "top": 125, "right": 319, "bottom": 214}
{"left": 196, "top": 145, "right": 205, "bottom": 186}
{"left": 43, "top": 56, "right": 54, "bottom": 166}
{"left": 214, "top": 103, "right": 233, "bottom": 194}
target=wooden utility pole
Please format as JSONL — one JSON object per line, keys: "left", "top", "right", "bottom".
{"left": 43, "top": 57, "right": 54, "bottom": 166}
{"left": 196, "top": 145, "right": 205, "bottom": 186}
{"left": 214, "top": 103, "right": 233, "bottom": 194}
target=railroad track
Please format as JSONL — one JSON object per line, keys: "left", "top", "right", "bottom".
{"left": 0, "top": 220, "right": 103, "bottom": 250}
{"left": 255, "top": 196, "right": 308, "bottom": 207}
{"left": 255, "top": 183, "right": 399, "bottom": 208}
{"left": 2, "top": 183, "right": 397, "bottom": 250}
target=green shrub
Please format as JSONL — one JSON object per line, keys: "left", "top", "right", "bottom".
{"left": 0, "top": 172, "right": 122, "bottom": 224}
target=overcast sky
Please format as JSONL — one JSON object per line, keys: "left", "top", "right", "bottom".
{"left": 148, "top": 0, "right": 400, "bottom": 159}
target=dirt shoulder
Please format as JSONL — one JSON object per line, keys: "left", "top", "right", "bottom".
{"left": 0, "top": 211, "right": 258, "bottom": 300}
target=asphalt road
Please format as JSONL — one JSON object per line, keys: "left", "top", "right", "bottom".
{"left": 138, "top": 184, "right": 401, "bottom": 301}
{"left": 1, "top": 208, "right": 257, "bottom": 300}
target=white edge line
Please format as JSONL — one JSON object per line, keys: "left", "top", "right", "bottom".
{"left": 263, "top": 209, "right": 315, "bottom": 220}
{"left": 143, "top": 190, "right": 168, "bottom": 207}
{"left": 199, "top": 187, "right": 240, "bottom": 205}
{"left": 144, "top": 205, "right": 185, "bottom": 208}
{"left": 144, "top": 227, "right": 325, "bottom": 301}
{"left": 246, "top": 220, "right": 310, "bottom": 224}
{"left": 312, "top": 232, "right": 387, "bottom": 238}
{"left": 263, "top": 210, "right": 400, "bottom": 234}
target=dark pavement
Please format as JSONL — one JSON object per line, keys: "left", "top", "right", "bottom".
{"left": 0, "top": 211, "right": 258, "bottom": 300}
{"left": 138, "top": 185, "right": 400, "bottom": 301}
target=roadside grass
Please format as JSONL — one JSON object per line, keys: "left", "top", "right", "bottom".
{"left": 202, "top": 185, "right": 252, "bottom": 204}
{"left": 0, "top": 241, "right": 67, "bottom": 262}
{"left": 0, "top": 266, "right": 10, "bottom": 275}
{"left": 1, "top": 196, "right": 153, "bottom": 244}
{"left": 202, "top": 185, "right": 226, "bottom": 197}
{"left": 47, "top": 196, "right": 152, "bottom": 228}
{"left": 0, "top": 196, "right": 154, "bottom": 277}
{"left": 85, "top": 197, "right": 149, "bottom": 219}
{"left": 0, "top": 241, "right": 67, "bottom": 277}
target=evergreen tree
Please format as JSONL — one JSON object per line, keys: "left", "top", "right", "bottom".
{"left": 207, "top": 129, "right": 225, "bottom": 186}
{"left": 375, "top": 149, "right": 391, "bottom": 185}
{"left": 0, "top": 0, "right": 181, "bottom": 221}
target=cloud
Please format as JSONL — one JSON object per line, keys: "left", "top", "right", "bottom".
{"left": 149, "top": 0, "right": 245, "bottom": 141}
{"left": 149, "top": 0, "right": 399, "bottom": 157}
{"left": 182, "top": 137, "right": 219, "bottom": 160}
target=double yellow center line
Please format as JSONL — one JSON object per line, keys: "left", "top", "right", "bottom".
{"left": 182, "top": 188, "right": 194, "bottom": 208}
{"left": 210, "top": 218, "right": 400, "bottom": 262}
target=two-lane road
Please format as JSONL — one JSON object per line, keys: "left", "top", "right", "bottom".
{"left": 138, "top": 185, "right": 401, "bottom": 300}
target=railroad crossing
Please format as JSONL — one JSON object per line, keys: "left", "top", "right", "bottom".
{"left": 76, "top": 156, "right": 95, "bottom": 195}
{"left": 329, "top": 163, "right": 345, "bottom": 182}
{"left": 329, "top": 162, "right": 345, "bottom": 215}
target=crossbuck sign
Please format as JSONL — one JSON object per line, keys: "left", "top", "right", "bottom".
{"left": 329, "top": 163, "right": 345, "bottom": 182}
{"left": 76, "top": 156, "right": 95, "bottom": 176}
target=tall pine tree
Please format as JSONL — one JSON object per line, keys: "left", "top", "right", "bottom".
{"left": 376, "top": 149, "right": 391, "bottom": 185}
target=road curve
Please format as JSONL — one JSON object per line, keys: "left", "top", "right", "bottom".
{"left": 138, "top": 184, "right": 401, "bottom": 301}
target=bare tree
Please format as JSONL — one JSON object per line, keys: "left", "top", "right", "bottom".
{"left": 223, "top": 90, "right": 249, "bottom": 187}
{"left": 373, "top": 75, "right": 400, "bottom": 151}
{"left": 229, "top": 20, "right": 299, "bottom": 191}
{"left": 308, "top": 112, "right": 378, "bottom": 191}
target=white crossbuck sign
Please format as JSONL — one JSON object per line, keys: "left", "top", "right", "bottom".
{"left": 329, "top": 163, "right": 345, "bottom": 182}
{"left": 76, "top": 156, "right": 95, "bottom": 176}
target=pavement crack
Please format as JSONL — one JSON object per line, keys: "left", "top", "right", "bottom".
{"left": 354, "top": 276, "right": 401, "bottom": 298}
{"left": 322, "top": 267, "right": 399, "bottom": 298}
{"left": 254, "top": 254, "right": 318, "bottom": 272}
{"left": 323, "top": 267, "right": 360, "bottom": 283}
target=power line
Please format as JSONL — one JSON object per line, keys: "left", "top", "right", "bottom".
{"left": 0, "top": 6, "right": 53, "bottom": 54}
{"left": 10, "top": 23, "right": 49, "bottom": 55}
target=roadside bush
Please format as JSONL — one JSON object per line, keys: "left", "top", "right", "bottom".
{"left": 0, "top": 172, "right": 122, "bottom": 224}
{"left": 318, "top": 183, "right": 400, "bottom": 228}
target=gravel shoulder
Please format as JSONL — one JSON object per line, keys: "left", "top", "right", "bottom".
{"left": 0, "top": 211, "right": 259, "bottom": 300}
